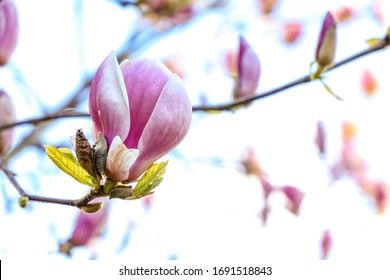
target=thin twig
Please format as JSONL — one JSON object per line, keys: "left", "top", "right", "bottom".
{"left": 0, "top": 111, "right": 90, "bottom": 131}
{"left": 0, "top": 162, "right": 102, "bottom": 208}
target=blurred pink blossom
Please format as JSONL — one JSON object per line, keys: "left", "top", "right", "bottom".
{"left": 240, "top": 147, "right": 264, "bottom": 178}
{"left": 320, "top": 230, "right": 332, "bottom": 259}
{"left": 258, "top": 0, "right": 279, "bottom": 15}
{"left": 282, "top": 21, "right": 302, "bottom": 44}
{"left": 314, "top": 120, "right": 326, "bottom": 156}
{"left": 373, "top": 182, "right": 389, "bottom": 214}
{"left": 234, "top": 36, "right": 261, "bottom": 99}
{"left": 0, "top": 89, "right": 16, "bottom": 158}
{"left": 280, "top": 186, "right": 304, "bottom": 215}
{"left": 59, "top": 198, "right": 109, "bottom": 255}
{"left": 360, "top": 69, "right": 378, "bottom": 96}
{"left": 332, "top": 6, "right": 356, "bottom": 23}
{"left": 0, "top": 0, "right": 18, "bottom": 66}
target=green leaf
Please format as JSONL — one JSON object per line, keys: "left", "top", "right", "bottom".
{"left": 45, "top": 145, "right": 98, "bottom": 188}
{"left": 320, "top": 78, "right": 343, "bottom": 100}
{"left": 132, "top": 161, "right": 168, "bottom": 199}
{"left": 58, "top": 147, "right": 78, "bottom": 162}
{"left": 103, "top": 179, "right": 117, "bottom": 195}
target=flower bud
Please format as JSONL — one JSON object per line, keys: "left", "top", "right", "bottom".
{"left": 234, "top": 36, "right": 261, "bottom": 99}
{"left": 315, "top": 12, "right": 337, "bottom": 70}
{"left": 109, "top": 186, "right": 134, "bottom": 200}
{"left": 92, "top": 132, "right": 108, "bottom": 178}
{"left": 0, "top": 89, "right": 16, "bottom": 158}
{"left": 0, "top": 0, "right": 18, "bottom": 66}
{"left": 75, "top": 129, "right": 96, "bottom": 179}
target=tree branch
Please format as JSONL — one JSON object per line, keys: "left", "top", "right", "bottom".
{"left": 0, "top": 162, "right": 103, "bottom": 208}
{"left": 192, "top": 36, "right": 389, "bottom": 112}
{"left": 0, "top": 36, "right": 388, "bottom": 132}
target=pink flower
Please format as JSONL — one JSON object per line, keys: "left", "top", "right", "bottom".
{"left": 320, "top": 230, "right": 332, "bottom": 259}
{"left": 60, "top": 198, "right": 109, "bottom": 255}
{"left": 89, "top": 52, "right": 192, "bottom": 183}
{"left": 0, "top": 89, "right": 16, "bottom": 158}
{"left": 240, "top": 147, "right": 263, "bottom": 177}
{"left": 315, "top": 12, "right": 337, "bottom": 70}
{"left": 258, "top": 0, "right": 279, "bottom": 15}
{"left": 282, "top": 21, "right": 302, "bottom": 44}
{"left": 280, "top": 186, "right": 304, "bottom": 215}
{"left": 234, "top": 36, "right": 261, "bottom": 99}
{"left": 360, "top": 69, "right": 378, "bottom": 96}
{"left": 373, "top": 182, "right": 389, "bottom": 215}
{"left": 333, "top": 6, "right": 356, "bottom": 23}
{"left": 0, "top": 0, "right": 18, "bottom": 66}
{"left": 314, "top": 120, "right": 326, "bottom": 156}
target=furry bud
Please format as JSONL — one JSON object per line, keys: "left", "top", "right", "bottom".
{"left": 75, "top": 129, "right": 96, "bottom": 178}
{"left": 92, "top": 132, "right": 108, "bottom": 178}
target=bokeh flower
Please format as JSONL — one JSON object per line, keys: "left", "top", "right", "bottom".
{"left": 0, "top": 0, "right": 18, "bottom": 66}
{"left": 60, "top": 198, "right": 109, "bottom": 255}
{"left": 234, "top": 36, "right": 261, "bottom": 99}
{"left": 0, "top": 89, "right": 16, "bottom": 158}
{"left": 360, "top": 69, "right": 378, "bottom": 96}
{"left": 282, "top": 21, "right": 302, "bottom": 44}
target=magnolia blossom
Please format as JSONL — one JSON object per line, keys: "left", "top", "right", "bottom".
{"left": 89, "top": 52, "right": 192, "bottom": 183}
{"left": 0, "top": 89, "right": 16, "bottom": 157}
{"left": 0, "top": 0, "right": 18, "bottom": 66}
{"left": 234, "top": 36, "right": 261, "bottom": 99}
{"left": 315, "top": 12, "right": 337, "bottom": 70}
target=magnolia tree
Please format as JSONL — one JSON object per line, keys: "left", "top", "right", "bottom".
{"left": 0, "top": 0, "right": 390, "bottom": 259}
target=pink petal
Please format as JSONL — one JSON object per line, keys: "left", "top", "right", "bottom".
{"left": 0, "top": 89, "right": 16, "bottom": 157}
{"left": 69, "top": 198, "right": 109, "bottom": 247}
{"left": 320, "top": 230, "right": 332, "bottom": 259}
{"left": 315, "top": 120, "right": 326, "bottom": 156}
{"left": 0, "top": 0, "right": 18, "bottom": 66}
{"left": 281, "top": 186, "right": 304, "bottom": 215}
{"left": 120, "top": 58, "right": 172, "bottom": 149}
{"left": 106, "top": 136, "right": 139, "bottom": 183}
{"left": 127, "top": 74, "right": 192, "bottom": 181}
{"left": 237, "top": 36, "right": 261, "bottom": 98}
{"left": 89, "top": 52, "right": 130, "bottom": 146}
